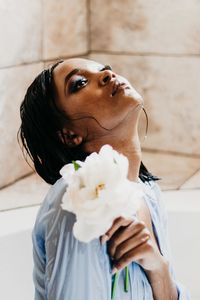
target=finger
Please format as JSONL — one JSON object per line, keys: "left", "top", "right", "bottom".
{"left": 114, "top": 229, "right": 150, "bottom": 260}
{"left": 101, "top": 216, "right": 133, "bottom": 244}
{"left": 107, "top": 221, "right": 147, "bottom": 257}
{"left": 112, "top": 242, "right": 150, "bottom": 272}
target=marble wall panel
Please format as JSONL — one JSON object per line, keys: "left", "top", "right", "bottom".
{"left": 0, "top": 0, "right": 42, "bottom": 67}
{"left": 43, "top": 0, "right": 88, "bottom": 60}
{"left": 90, "top": 0, "right": 200, "bottom": 54}
{"left": 0, "top": 63, "right": 44, "bottom": 188}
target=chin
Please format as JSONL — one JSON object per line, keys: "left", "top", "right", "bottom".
{"left": 125, "top": 88, "right": 143, "bottom": 102}
{"left": 123, "top": 93, "right": 144, "bottom": 110}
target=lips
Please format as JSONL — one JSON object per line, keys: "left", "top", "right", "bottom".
{"left": 111, "top": 81, "right": 129, "bottom": 97}
{"left": 111, "top": 82, "right": 119, "bottom": 96}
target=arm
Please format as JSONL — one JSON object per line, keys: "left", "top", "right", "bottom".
{"left": 145, "top": 260, "right": 178, "bottom": 300}
{"left": 101, "top": 188, "right": 190, "bottom": 299}
{"left": 137, "top": 197, "right": 178, "bottom": 300}
{"left": 102, "top": 198, "right": 178, "bottom": 300}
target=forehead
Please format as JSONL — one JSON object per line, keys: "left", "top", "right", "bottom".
{"left": 53, "top": 58, "right": 104, "bottom": 79}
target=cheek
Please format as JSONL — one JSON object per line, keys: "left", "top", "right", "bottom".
{"left": 65, "top": 89, "right": 131, "bottom": 127}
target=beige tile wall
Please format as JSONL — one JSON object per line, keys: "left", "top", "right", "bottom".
{"left": 0, "top": 0, "right": 42, "bottom": 68}
{"left": 0, "top": 63, "right": 44, "bottom": 188}
{"left": 43, "top": 0, "right": 88, "bottom": 59}
{"left": 0, "top": 0, "right": 89, "bottom": 188}
{"left": 90, "top": 0, "right": 200, "bottom": 55}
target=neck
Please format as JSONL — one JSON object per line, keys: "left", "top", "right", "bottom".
{"left": 111, "top": 134, "right": 142, "bottom": 182}
{"left": 122, "top": 137, "right": 142, "bottom": 182}
{"left": 83, "top": 133, "right": 142, "bottom": 183}
{"left": 82, "top": 105, "right": 142, "bottom": 183}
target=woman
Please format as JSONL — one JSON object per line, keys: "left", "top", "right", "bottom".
{"left": 18, "top": 58, "right": 189, "bottom": 299}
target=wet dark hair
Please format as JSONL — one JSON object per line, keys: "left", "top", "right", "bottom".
{"left": 18, "top": 61, "right": 159, "bottom": 185}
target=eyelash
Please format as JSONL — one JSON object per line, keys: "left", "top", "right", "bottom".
{"left": 69, "top": 76, "right": 88, "bottom": 93}
{"left": 101, "top": 65, "right": 112, "bottom": 71}
{"left": 69, "top": 65, "right": 113, "bottom": 93}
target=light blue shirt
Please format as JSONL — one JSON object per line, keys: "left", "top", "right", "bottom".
{"left": 32, "top": 177, "right": 190, "bottom": 299}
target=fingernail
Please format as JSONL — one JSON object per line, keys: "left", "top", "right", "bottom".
{"left": 101, "top": 235, "right": 109, "bottom": 245}
{"left": 112, "top": 267, "right": 118, "bottom": 274}
{"left": 142, "top": 235, "right": 150, "bottom": 242}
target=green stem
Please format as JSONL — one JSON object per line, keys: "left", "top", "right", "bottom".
{"left": 124, "top": 266, "right": 129, "bottom": 292}
{"left": 111, "top": 272, "right": 118, "bottom": 299}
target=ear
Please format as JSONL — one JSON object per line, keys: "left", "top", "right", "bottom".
{"left": 57, "top": 129, "right": 83, "bottom": 147}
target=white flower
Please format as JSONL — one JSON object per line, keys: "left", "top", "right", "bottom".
{"left": 60, "top": 144, "right": 144, "bottom": 243}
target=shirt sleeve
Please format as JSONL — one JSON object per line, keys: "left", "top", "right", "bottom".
{"left": 152, "top": 182, "right": 191, "bottom": 300}
{"left": 32, "top": 227, "right": 47, "bottom": 300}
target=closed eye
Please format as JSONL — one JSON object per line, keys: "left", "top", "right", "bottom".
{"left": 68, "top": 65, "right": 112, "bottom": 94}
{"left": 68, "top": 76, "right": 88, "bottom": 93}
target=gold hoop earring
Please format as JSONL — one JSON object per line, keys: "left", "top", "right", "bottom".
{"left": 142, "top": 106, "right": 148, "bottom": 140}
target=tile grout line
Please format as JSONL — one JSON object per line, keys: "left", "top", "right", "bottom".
{"left": 1, "top": 51, "right": 200, "bottom": 71}
{"left": 86, "top": 0, "right": 91, "bottom": 52}
{"left": 0, "top": 203, "right": 42, "bottom": 213}
{"left": 41, "top": 0, "right": 44, "bottom": 62}
{"left": 90, "top": 50, "right": 200, "bottom": 57}
{"left": 0, "top": 52, "right": 90, "bottom": 70}
{"left": 142, "top": 148, "right": 200, "bottom": 159}
{"left": 177, "top": 168, "right": 200, "bottom": 190}
{"left": 0, "top": 172, "right": 35, "bottom": 191}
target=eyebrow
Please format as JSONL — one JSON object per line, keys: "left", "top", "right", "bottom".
{"left": 64, "top": 68, "right": 80, "bottom": 95}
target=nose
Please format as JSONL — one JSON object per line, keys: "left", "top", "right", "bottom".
{"left": 99, "top": 70, "right": 116, "bottom": 86}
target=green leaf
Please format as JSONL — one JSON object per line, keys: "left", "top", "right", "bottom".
{"left": 72, "top": 160, "right": 81, "bottom": 171}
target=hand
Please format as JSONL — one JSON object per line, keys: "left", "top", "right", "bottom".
{"left": 100, "top": 216, "right": 164, "bottom": 273}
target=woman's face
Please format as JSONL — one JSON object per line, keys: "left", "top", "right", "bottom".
{"left": 52, "top": 58, "right": 143, "bottom": 141}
